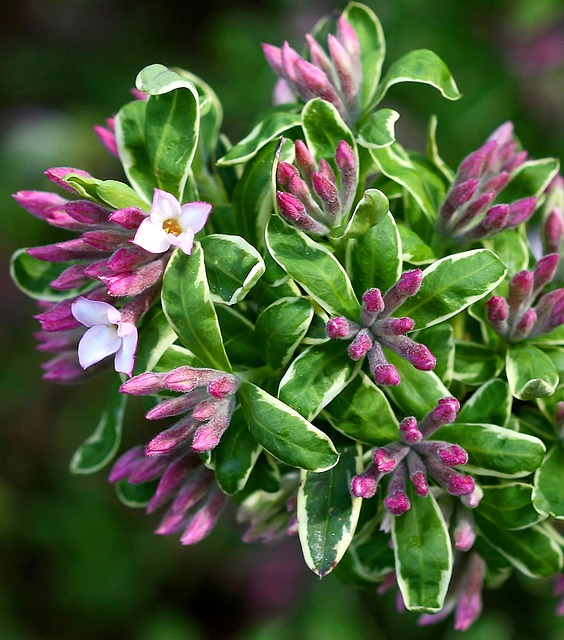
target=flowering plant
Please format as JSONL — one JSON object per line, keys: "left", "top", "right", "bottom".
{"left": 10, "top": 2, "right": 564, "bottom": 630}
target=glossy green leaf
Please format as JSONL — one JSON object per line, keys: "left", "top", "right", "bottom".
{"left": 96, "top": 179, "right": 150, "bottom": 209}
{"left": 400, "top": 249, "right": 507, "bottom": 330}
{"left": 434, "top": 422, "right": 546, "bottom": 478}
{"left": 115, "top": 479, "right": 158, "bottom": 508}
{"left": 214, "top": 407, "right": 261, "bottom": 495}
{"left": 302, "top": 98, "right": 355, "bottom": 169}
{"left": 154, "top": 344, "right": 203, "bottom": 372}
{"left": 346, "top": 211, "right": 402, "bottom": 297}
{"left": 506, "top": 343, "right": 559, "bottom": 400}
{"left": 484, "top": 231, "right": 530, "bottom": 276}
{"left": 278, "top": 341, "right": 361, "bottom": 421}
{"left": 358, "top": 108, "right": 399, "bottom": 148}
{"left": 496, "top": 157, "right": 560, "bottom": 205}
{"left": 64, "top": 174, "right": 105, "bottom": 203}
{"left": 414, "top": 324, "right": 454, "bottom": 385}
{"left": 517, "top": 405, "right": 557, "bottom": 442}
{"left": 392, "top": 486, "right": 452, "bottom": 613}
{"left": 333, "top": 529, "right": 395, "bottom": 586}
{"left": 398, "top": 224, "right": 435, "bottom": 265}
{"left": 323, "top": 371, "right": 398, "bottom": 446}
{"left": 372, "top": 49, "right": 461, "bottom": 107}
{"left": 425, "top": 115, "right": 454, "bottom": 182}
{"left": 453, "top": 341, "right": 504, "bottom": 385}
{"left": 266, "top": 215, "right": 360, "bottom": 318}
{"left": 475, "top": 515, "right": 563, "bottom": 578}
{"left": 533, "top": 443, "right": 564, "bottom": 519}
{"left": 200, "top": 234, "right": 265, "bottom": 305}
{"left": 478, "top": 483, "right": 545, "bottom": 530}
{"left": 10, "top": 249, "right": 95, "bottom": 302}
{"left": 343, "top": 1, "right": 385, "bottom": 106}
{"left": 456, "top": 379, "right": 512, "bottom": 428}
{"left": 255, "top": 297, "right": 314, "bottom": 370}
{"left": 298, "top": 440, "right": 363, "bottom": 576}
{"left": 132, "top": 308, "right": 178, "bottom": 376}
{"left": 216, "top": 305, "right": 263, "bottom": 368}
{"left": 70, "top": 380, "right": 127, "bottom": 474}
{"left": 161, "top": 244, "right": 231, "bottom": 371}
{"left": 336, "top": 188, "right": 389, "bottom": 240}
{"left": 217, "top": 108, "right": 301, "bottom": 166}
{"left": 238, "top": 382, "right": 339, "bottom": 472}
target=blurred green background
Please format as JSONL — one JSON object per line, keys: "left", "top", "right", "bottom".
{"left": 2, "top": 0, "right": 564, "bottom": 638}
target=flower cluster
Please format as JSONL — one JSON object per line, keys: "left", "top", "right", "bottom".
{"left": 276, "top": 139, "right": 358, "bottom": 235}
{"left": 120, "top": 366, "right": 240, "bottom": 453}
{"left": 486, "top": 253, "right": 564, "bottom": 341}
{"left": 437, "top": 122, "right": 536, "bottom": 243}
{"left": 351, "top": 397, "right": 479, "bottom": 515}
{"left": 262, "top": 16, "right": 362, "bottom": 125}
{"left": 326, "top": 270, "right": 435, "bottom": 386}
{"left": 109, "top": 445, "right": 227, "bottom": 545}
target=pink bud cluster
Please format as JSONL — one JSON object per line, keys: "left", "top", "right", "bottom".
{"left": 351, "top": 397, "right": 481, "bottom": 516}
{"left": 486, "top": 254, "right": 564, "bottom": 341}
{"left": 326, "top": 270, "right": 436, "bottom": 386}
{"left": 94, "top": 88, "right": 147, "bottom": 157}
{"left": 437, "top": 122, "right": 537, "bottom": 243}
{"left": 109, "top": 446, "right": 226, "bottom": 545}
{"left": 120, "top": 366, "right": 240, "bottom": 454}
{"left": 276, "top": 139, "right": 358, "bottom": 235}
{"left": 262, "top": 16, "right": 363, "bottom": 125}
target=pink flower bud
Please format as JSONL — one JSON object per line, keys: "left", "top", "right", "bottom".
{"left": 399, "top": 416, "right": 422, "bottom": 444}
{"left": 120, "top": 372, "right": 167, "bottom": 395}
{"left": 482, "top": 171, "right": 509, "bottom": 194}
{"left": 350, "top": 470, "right": 381, "bottom": 499}
{"left": 294, "top": 139, "right": 316, "bottom": 178}
{"left": 384, "top": 491, "right": 411, "bottom": 515}
{"left": 447, "top": 474, "right": 475, "bottom": 496}
{"left": 486, "top": 296, "right": 509, "bottom": 322}
{"left": 128, "top": 455, "right": 169, "bottom": 484}
{"left": 277, "top": 161, "right": 300, "bottom": 189}
{"left": 543, "top": 208, "right": 564, "bottom": 253}
{"left": 374, "top": 445, "right": 409, "bottom": 473}
{"left": 511, "top": 307, "right": 537, "bottom": 341}
{"left": 294, "top": 58, "right": 344, "bottom": 110}
{"left": 280, "top": 41, "right": 301, "bottom": 85}
{"left": 261, "top": 43, "right": 284, "bottom": 76}
{"left": 64, "top": 200, "right": 110, "bottom": 225}
{"left": 411, "top": 472, "right": 429, "bottom": 497}
{"left": 100, "top": 258, "right": 167, "bottom": 296}
{"left": 179, "top": 488, "right": 227, "bottom": 545}
{"left": 305, "top": 34, "right": 333, "bottom": 77}
{"left": 433, "top": 397, "right": 460, "bottom": 424}
{"left": 207, "top": 375, "right": 239, "bottom": 399}
{"left": 45, "top": 167, "right": 92, "bottom": 192}
{"left": 507, "top": 196, "right": 537, "bottom": 227}
{"left": 362, "top": 288, "right": 385, "bottom": 314}
{"left": 534, "top": 253, "right": 560, "bottom": 290}
{"left": 108, "top": 445, "right": 145, "bottom": 483}
{"left": 312, "top": 171, "right": 341, "bottom": 218}
{"left": 326, "top": 316, "right": 356, "bottom": 339}
{"left": 438, "top": 444, "right": 468, "bottom": 466}
{"left": 348, "top": 329, "right": 373, "bottom": 360}
{"left": 108, "top": 207, "right": 146, "bottom": 230}
{"left": 145, "top": 419, "right": 198, "bottom": 456}
{"left": 94, "top": 122, "right": 118, "bottom": 157}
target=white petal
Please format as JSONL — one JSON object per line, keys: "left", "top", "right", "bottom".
{"left": 172, "top": 229, "right": 195, "bottom": 255}
{"left": 179, "top": 202, "right": 212, "bottom": 234}
{"left": 150, "top": 188, "right": 181, "bottom": 223}
{"left": 132, "top": 217, "right": 171, "bottom": 253}
{"left": 72, "top": 298, "right": 116, "bottom": 327}
{"left": 114, "top": 325, "right": 138, "bottom": 375}
{"left": 77, "top": 325, "right": 121, "bottom": 369}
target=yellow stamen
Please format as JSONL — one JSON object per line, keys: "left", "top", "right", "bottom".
{"left": 162, "top": 219, "right": 182, "bottom": 236}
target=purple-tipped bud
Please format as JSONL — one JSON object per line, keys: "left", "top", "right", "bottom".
{"left": 362, "top": 288, "right": 385, "bottom": 314}
{"left": 49, "top": 264, "right": 91, "bottom": 291}
{"left": 399, "top": 416, "right": 422, "bottom": 444}
{"left": 411, "top": 472, "right": 429, "bottom": 497}
{"left": 145, "top": 393, "right": 205, "bottom": 421}
{"left": 163, "top": 366, "right": 208, "bottom": 392}
{"left": 433, "top": 397, "right": 461, "bottom": 424}
{"left": 100, "top": 259, "right": 167, "bottom": 297}
{"left": 457, "top": 149, "right": 488, "bottom": 183}
{"left": 381, "top": 270, "right": 423, "bottom": 316}
{"left": 544, "top": 209, "right": 564, "bottom": 254}
{"left": 511, "top": 307, "right": 537, "bottom": 341}
{"left": 45, "top": 167, "right": 92, "bottom": 192}
{"left": 327, "top": 33, "right": 357, "bottom": 107}
{"left": 447, "top": 474, "right": 475, "bottom": 496}
{"left": 312, "top": 171, "right": 341, "bottom": 218}
{"left": 145, "top": 419, "right": 197, "bottom": 456}
{"left": 480, "top": 203, "right": 510, "bottom": 235}
{"left": 305, "top": 34, "right": 333, "bottom": 77}
{"left": 94, "top": 121, "right": 118, "bottom": 157}
{"left": 509, "top": 270, "right": 534, "bottom": 311}
{"left": 108, "top": 445, "right": 145, "bottom": 483}
{"left": 441, "top": 180, "right": 479, "bottom": 220}
{"left": 13, "top": 190, "right": 69, "bottom": 223}
{"left": 120, "top": 372, "right": 167, "bottom": 395}
{"left": 438, "top": 444, "right": 469, "bottom": 466}
{"left": 384, "top": 491, "right": 411, "bottom": 515}
{"left": 146, "top": 457, "right": 195, "bottom": 514}
{"left": 534, "top": 254, "right": 560, "bottom": 290}
{"left": 277, "top": 161, "right": 300, "bottom": 189}
{"left": 207, "top": 375, "right": 239, "bottom": 399}
{"left": 64, "top": 200, "right": 109, "bottom": 225}
{"left": 191, "top": 399, "right": 217, "bottom": 422}
{"left": 507, "top": 196, "right": 537, "bottom": 228}
{"left": 294, "top": 140, "right": 316, "bottom": 178}
{"left": 482, "top": 172, "right": 510, "bottom": 194}
{"left": 336, "top": 16, "right": 361, "bottom": 64}
{"left": 373, "top": 364, "right": 401, "bottom": 386}
{"left": 348, "top": 329, "right": 373, "bottom": 360}
{"left": 375, "top": 317, "right": 415, "bottom": 336}
{"left": 454, "top": 512, "right": 476, "bottom": 551}
{"left": 350, "top": 468, "right": 381, "bottom": 499}
{"left": 335, "top": 140, "right": 356, "bottom": 174}
{"left": 128, "top": 455, "right": 169, "bottom": 484}
{"left": 326, "top": 316, "right": 358, "bottom": 339}
{"left": 261, "top": 42, "right": 284, "bottom": 75}
{"left": 179, "top": 489, "right": 226, "bottom": 545}
{"left": 280, "top": 41, "right": 301, "bottom": 85}
{"left": 108, "top": 207, "right": 146, "bottom": 230}
{"left": 453, "top": 554, "right": 486, "bottom": 631}
{"left": 294, "top": 58, "right": 343, "bottom": 109}
{"left": 318, "top": 159, "right": 337, "bottom": 184}
{"left": 374, "top": 445, "right": 409, "bottom": 473}
{"left": 405, "top": 341, "right": 436, "bottom": 371}
{"left": 486, "top": 296, "right": 509, "bottom": 323}
{"left": 276, "top": 191, "right": 329, "bottom": 235}
{"left": 191, "top": 425, "right": 222, "bottom": 452}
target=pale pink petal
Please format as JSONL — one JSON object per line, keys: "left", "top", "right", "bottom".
{"left": 132, "top": 218, "right": 172, "bottom": 253}
{"left": 150, "top": 188, "right": 182, "bottom": 224}
{"left": 114, "top": 325, "right": 138, "bottom": 375}
{"left": 72, "top": 297, "right": 115, "bottom": 327}
{"left": 172, "top": 229, "right": 195, "bottom": 255}
{"left": 77, "top": 325, "right": 121, "bottom": 369}
{"left": 179, "top": 202, "right": 212, "bottom": 234}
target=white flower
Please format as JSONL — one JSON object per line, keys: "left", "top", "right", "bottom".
{"left": 132, "top": 188, "right": 212, "bottom": 255}
{"left": 71, "top": 298, "right": 138, "bottom": 376}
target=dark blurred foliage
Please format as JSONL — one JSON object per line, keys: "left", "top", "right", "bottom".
{"left": 2, "top": 0, "right": 564, "bottom": 638}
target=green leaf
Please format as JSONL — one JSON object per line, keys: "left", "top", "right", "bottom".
{"left": 400, "top": 249, "right": 507, "bottom": 330}
{"left": 517, "top": 405, "right": 557, "bottom": 442}
{"left": 425, "top": 115, "right": 454, "bottom": 183}
{"left": 533, "top": 443, "right": 564, "bottom": 519}
{"left": 132, "top": 308, "right": 178, "bottom": 376}
{"left": 372, "top": 49, "right": 461, "bottom": 107}
{"left": 357, "top": 108, "right": 399, "bottom": 149}
{"left": 96, "top": 179, "right": 150, "bottom": 210}
{"left": 136, "top": 65, "right": 200, "bottom": 200}
{"left": 483, "top": 231, "right": 530, "bottom": 276}
{"left": 323, "top": 371, "right": 398, "bottom": 446}
{"left": 392, "top": 486, "right": 452, "bottom": 613}
{"left": 216, "top": 305, "right": 263, "bottom": 368}
{"left": 475, "top": 515, "right": 563, "bottom": 578}
{"left": 255, "top": 297, "right": 314, "bottom": 370}
{"left": 298, "top": 440, "right": 363, "bottom": 577}
{"left": 384, "top": 350, "right": 450, "bottom": 418}
{"left": 495, "top": 157, "right": 560, "bottom": 205}
{"left": 343, "top": 2, "right": 385, "bottom": 107}
{"left": 414, "top": 324, "right": 454, "bottom": 385}
{"left": 336, "top": 188, "right": 389, "bottom": 240}
{"left": 154, "top": 344, "right": 203, "bottom": 372}
{"left": 278, "top": 341, "right": 361, "bottom": 421}
{"left": 398, "top": 224, "right": 435, "bottom": 265}
{"left": 266, "top": 215, "right": 360, "bottom": 318}
{"left": 161, "top": 244, "right": 231, "bottom": 371}
{"left": 333, "top": 529, "right": 395, "bottom": 586}
{"left": 115, "top": 99, "right": 154, "bottom": 202}
{"left": 478, "top": 483, "right": 545, "bottom": 530}
{"left": 302, "top": 98, "right": 355, "bottom": 164}
{"left": 434, "top": 423, "right": 546, "bottom": 478}
{"left": 346, "top": 211, "right": 402, "bottom": 297}
{"left": 70, "top": 380, "right": 127, "bottom": 474}
{"left": 115, "top": 479, "right": 158, "bottom": 508}
{"left": 453, "top": 341, "right": 504, "bottom": 385}
{"left": 217, "top": 108, "right": 301, "bottom": 166}
{"left": 238, "top": 382, "right": 339, "bottom": 472}
{"left": 214, "top": 407, "right": 261, "bottom": 495}
{"left": 64, "top": 174, "right": 105, "bottom": 203}
{"left": 506, "top": 343, "right": 559, "bottom": 400}
{"left": 10, "top": 248, "right": 95, "bottom": 302}
{"left": 456, "top": 379, "right": 512, "bottom": 428}
{"left": 200, "top": 234, "right": 265, "bottom": 305}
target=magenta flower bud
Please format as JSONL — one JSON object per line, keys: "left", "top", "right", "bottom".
{"left": 384, "top": 491, "right": 411, "bottom": 516}
{"left": 453, "top": 554, "right": 486, "bottom": 631}
{"left": 294, "top": 58, "right": 343, "bottom": 110}
{"left": 447, "top": 474, "right": 475, "bottom": 496}
{"left": 362, "top": 288, "right": 385, "bottom": 314}
{"left": 294, "top": 140, "right": 316, "bottom": 178}
{"left": 482, "top": 171, "right": 509, "bottom": 194}
{"left": 453, "top": 512, "right": 476, "bottom": 551}
{"left": 207, "top": 375, "right": 239, "bottom": 399}
{"left": 350, "top": 467, "right": 382, "bottom": 499}
{"left": 13, "top": 190, "right": 69, "bottom": 220}
{"left": 64, "top": 200, "right": 109, "bottom": 225}
{"left": 108, "top": 207, "right": 146, "bottom": 230}
{"left": 277, "top": 161, "right": 300, "bottom": 189}
{"left": 433, "top": 397, "right": 461, "bottom": 424}
{"left": 146, "top": 457, "right": 194, "bottom": 513}
{"left": 261, "top": 42, "right": 284, "bottom": 75}
{"left": 411, "top": 472, "right": 429, "bottom": 497}
{"left": 128, "top": 455, "right": 169, "bottom": 484}
{"left": 508, "top": 270, "right": 534, "bottom": 312}
{"left": 318, "top": 158, "right": 337, "bottom": 184}
{"left": 163, "top": 366, "right": 208, "bottom": 392}
{"left": 312, "top": 171, "right": 341, "bottom": 218}
{"left": 388, "top": 337, "right": 435, "bottom": 371}
{"left": 326, "top": 316, "right": 354, "bottom": 339}
{"left": 507, "top": 196, "right": 537, "bottom": 227}
{"left": 276, "top": 191, "right": 329, "bottom": 235}
{"left": 456, "top": 148, "right": 488, "bottom": 183}
{"left": 461, "top": 484, "right": 483, "bottom": 509}
{"left": 108, "top": 445, "right": 145, "bottom": 483}
{"left": 335, "top": 140, "right": 356, "bottom": 175}
{"left": 94, "top": 121, "right": 118, "bottom": 157}
{"left": 191, "top": 424, "right": 222, "bottom": 452}
{"left": 145, "top": 392, "right": 205, "bottom": 420}
{"left": 280, "top": 41, "right": 301, "bottom": 85}
{"left": 45, "top": 166, "right": 92, "bottom": 192}
{"left": 41, "top": 352, "right": 87, "bottom": 382}
{"left": 169, "top": 468, "right": 214, "bottom": 517}
{"left": 100, "top": 259, "right": 167, "bottom": 297}
{"left": 305, "top": 34, "right": 333, "bottom": 76}
{"left": 437, "top": 444, "right": 469, "bottom": 466}
{"left": 49, "top": 263, "right": 90, "bottom": 291}
{"left": 336, "top": 16, "right": 361, "bottom": 65}
{"left": 373, "top": 444, "right": 409, "bottom": 473}
{"left": 399, "top": 416, "right": 422, "bottom": 444}
{"left": 511, "top": 307, "right": 537, "bottom": 341}
{"left": 327, "top": 33, "right": 357, "bottom": 108}
{"left": 441, "top": 179, "right": 479, "bottom": 219}
{"left": 145, "top": 419, "right": 198, "bottom": 456}
{"left": 348, "top": 329, "right": 373, "bottom": 360}
{"left": 534, "top": 253, "right": 560, "bottom": 290}
{"left": 505, "top": 150, "right": 528, "bottom": 173}
{"left": 544, "top": 208, "right": 564, "bottom": 254}
{"left": 28, "top": 239, "right": 101, "bottom": 263}
{"left": 382, "top": 270, "right": 422, "bottom": 315}
{"left": 120, "top": 372, "right": 167, "bottom": 395}
{"left": 373, "top": 364, "right": 401, "bottom": 386}
{"left": 480, "top": 203, "right": 510, "bottom": 235}
{"left": 35, "top": 299, "right": 82, "bottom": 332}
{"left": 191, "top": 399, "right": 217, "bottom": 422}
{"left": 486, "top": 296, "right": 509, "bottom": 323}
{"left": 179, "top": 488, "right": 227, "bottom": 545}
{"left": 457, "top": 191, "right": 496, "bottom": 228}
{"left": 376, "top": 317, "right": 415, "bottom": 336}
